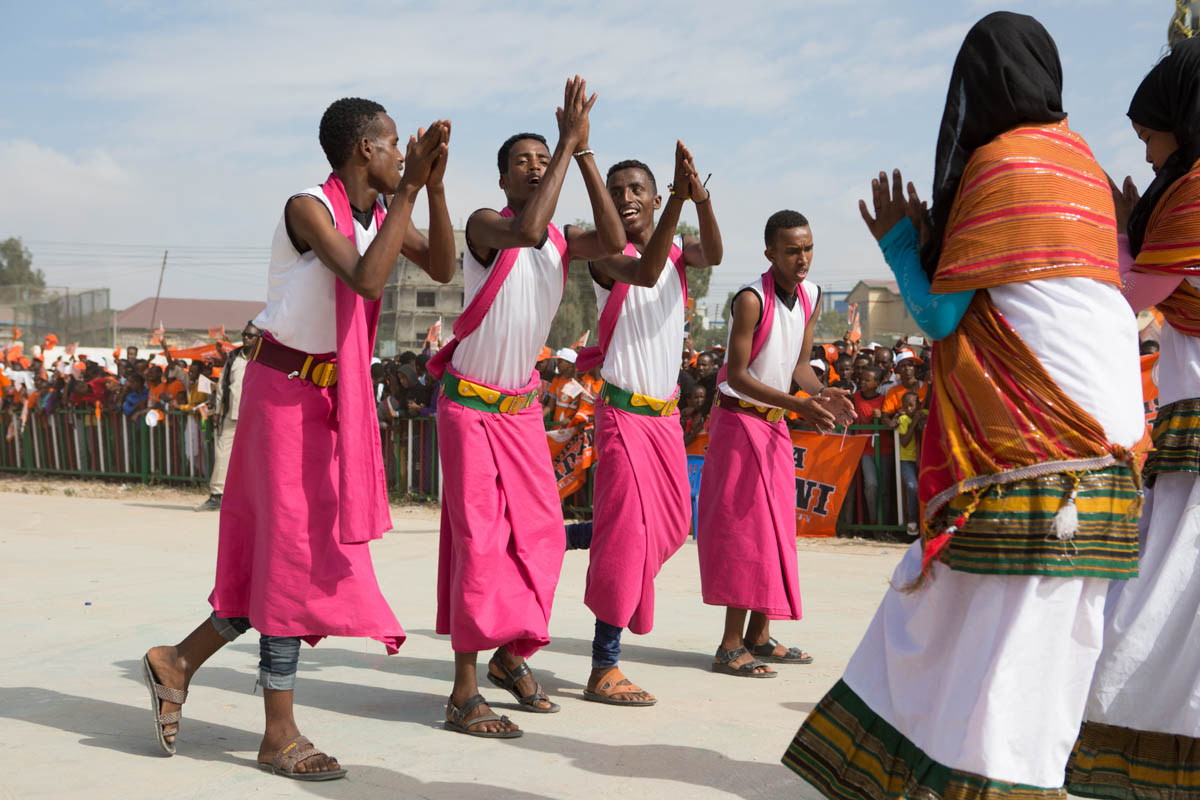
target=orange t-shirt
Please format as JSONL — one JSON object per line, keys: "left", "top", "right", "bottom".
{"left": 1141, "top": 353, "right": 1159, "bottom": 423}
{"left": 881, "top": 381, "right": 928, "bottom": 415}
{"left": 148, "top": 379, "right": 184, "bottom": 406}
{"left": 572, "top": 374, "right": 603, "bottom": 426}
{"left": 549, "top": 376, "right": 584, "bottom": 426}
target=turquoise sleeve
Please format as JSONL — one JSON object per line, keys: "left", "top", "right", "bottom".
{"left": 877, "top": 219, "right": 974, "bottom": 341}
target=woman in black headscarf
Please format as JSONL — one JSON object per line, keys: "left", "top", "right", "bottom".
{"left": 784, "top": 13, "right": 1147, "bottom": 800}
{"left": 1068, "top": 37, "right": 1200, "bottom": 798}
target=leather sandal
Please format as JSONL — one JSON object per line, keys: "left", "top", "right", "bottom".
{"left": 583, "top": 666, "right": 657, "bottom": 706}
{"left": 747, "top": 636, "right": 814, "bottom": 664}
{"left": 711, "top": 646, "right": 776, "bottom": 678}
{"left": 141, "top": 652, "right": 187, "bottom": 755}
{"left": 487, "top": 656, "right": 561, "bottom": 713}
{"left": 444, "top": 694, "right": 522, "bottom": 739}
{"left": 257, "top": 735, "right": 347, "bottom": 781}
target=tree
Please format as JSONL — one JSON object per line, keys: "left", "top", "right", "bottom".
{"left": 0, "top": 237, "right": 43, "bottom": 288}
{"left": 676, "top": 221, "right": 710, "bottom": 302}
{"left": 813, "top": 307, "right": 849, "bottom": 343}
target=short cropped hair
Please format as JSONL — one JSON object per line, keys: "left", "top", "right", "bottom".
{"left": 607, "top": 159, "right": 657, "bottom": 192}
{"left": 860, "top": 365, "right": 884, "bottom": 381}
{"left": 498, "top": 132, "right": 549, "bottom": 174}
{"left": 319, "top": 98, "right": 387, "bottom": 169}
{"left": 764, "top": 210, "right": 811, "bottom": 247}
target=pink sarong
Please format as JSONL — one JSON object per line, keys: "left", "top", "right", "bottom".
{"left": 435, "top": 369, "right": 565, "bottom": 658}
{"left": 585, "top": 398, "right": 691, "bottom": 633}
{"left": 210, "top": 358, "right": 405, "bottom": 652}
{"left": 696, "top": 405, "right": 802, "bottom": 620}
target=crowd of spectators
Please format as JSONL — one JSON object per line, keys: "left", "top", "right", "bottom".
{"left": 0, "top": 341, "right": 234, "bottom": 426}
{"left": 5, "top": 329, "right": 939, "bottom": 533}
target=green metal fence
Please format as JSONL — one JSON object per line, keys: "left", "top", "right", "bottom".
{"left": 0, "top": 408, "right": 215, "bottom": 483}
{"left": 0, "top": 411, "right": 911, "bottom": 536}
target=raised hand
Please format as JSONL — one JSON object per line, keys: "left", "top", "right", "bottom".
{"left": 671, "top": 140, "right": 692, "bottom": 200}
{"left": 683, "top": 145, "right": 708, "bottom": 203}
{"left": 903, "top": 180, "right": 932, "bottom": 247}
{"left": 555, "top": 75, "right": 597, "bottom": 152}
{"left": 400, "top": 121, "right": 448, "bottom": 190}
{"left": 859, "top": 169, "right": 911, "bottom": 242}
{"left": 427, "top": 120, "right": 451, "bottom": 190}
{"left": 1107, "top": 174, "right": 1140, "bottom": 234}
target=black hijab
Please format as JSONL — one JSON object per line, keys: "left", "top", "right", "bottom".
{"left": 922, "top": 12, "right": 1066, "bottom": 279}
{"left": 1127, "top": 37, "right": 1200, "bottom": 256}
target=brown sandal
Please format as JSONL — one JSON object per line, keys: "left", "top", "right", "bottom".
{"left": 141, "top": 653, "right": 187, "bottom": 755}
{"left": 583, "top": 666, "right": 657, "bottom": 706}
{"left": 257, "top": 735, "right": 347, "bottom": 781}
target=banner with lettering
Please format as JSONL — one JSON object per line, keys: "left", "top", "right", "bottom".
{"left": 683, "top": 428, "right": 869, "bottom": 537}
{"left": 548, "top": 423, "right": 595, "bottom": 499}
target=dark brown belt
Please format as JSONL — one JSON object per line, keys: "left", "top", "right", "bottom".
{"left": 715, "top": 391, "right": 786, "bottom": 423}
{"left": 251, "top": 335, "right": 338, "bottom": 388}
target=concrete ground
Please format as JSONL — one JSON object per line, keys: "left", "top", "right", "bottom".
{"left": 0, "top": 488, "right": 907, "bottom": 800}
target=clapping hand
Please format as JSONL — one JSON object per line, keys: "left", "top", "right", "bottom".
{"left": 427, "top": 120, "right": 452, "bottom": 190}
{"left": 556, "top": 75, "right": 597, "bottom": 152}
{"left": 1107, "top": 174, "right": 1140, "bottom": 235}
{"left": 671, "top": 140, "right": 693, "bottom": 199}
{"left": 400, "top": 121, "right": 449, "bottom": 190}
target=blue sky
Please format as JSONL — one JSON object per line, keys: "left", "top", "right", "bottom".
{"left": 0, "top": 0, "right": 1170, "bottom": 311}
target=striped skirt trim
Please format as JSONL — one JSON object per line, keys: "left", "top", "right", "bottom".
{"left": 940, "top": 466, "right": 1139, "bottom": 579}
{"left": 1067, "top": 721, "right": 1200, "bottom": 800}
{"left": 1146, "top": 398, "right": 1200, "bottom": 486}
{"left": 783, "top": 680, "right": 1064, "bottom": 800}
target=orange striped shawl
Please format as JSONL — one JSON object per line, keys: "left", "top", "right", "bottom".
{"left": 1132, "top": 161, "right": 1200, "bottom": 336}
{"left": 930, "top": 120, "right": 1120, "bottom": 293}
{"left": 920, "top": 292, "right": 1127, "bottom": 520}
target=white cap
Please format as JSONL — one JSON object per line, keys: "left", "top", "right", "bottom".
{"left": 895, "top": 352, "right": 913, "bottom": 365}
{"left": 555, "top": 347, "right": 577, "bottom": 364}
{"left": 31, "top": 345, "right": 42, "bottom": 357}
{"left": 809, "top": 359, "right": 826, "bottom": 371}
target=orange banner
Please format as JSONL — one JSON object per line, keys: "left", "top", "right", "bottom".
{"left": 683, "top": 428, "right": 869, "bottom": 537}
{"left": 548, "top": 424, "right": 595, "bottom": 499}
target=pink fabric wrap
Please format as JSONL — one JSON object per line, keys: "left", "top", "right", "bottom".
{"left": 576, "top": 240, "right": 686, "bottom": 374}
{"left": 695, "top": 406, "right": 802, "bottom": 620}
{"left": 428, "top": 209, "right": 568, "bottom": 380}
{"left": 585, "top": 397, "right": 691, "bottom": 633}
{"left": 209, "top": 174, "right": 405, "bottom": 652}
{"left": 210, "top": 356, "right": 405, "bottom": 653}
{"left": 322, "top": 173, "right": 392, "bottom": 545}
{"left": 435, "top": 367, "right": 565, "bottom": 657}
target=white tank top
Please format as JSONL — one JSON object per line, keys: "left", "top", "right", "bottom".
{"left": 253, "top": 186, "right": 382, "bottom": 354}
{"left": 594, "top": 235, "right": 685, "bottom": 400}
{"left": 988, "top": 276, "right": 1144, "bottom": 448}
{"left": 451, "top": 228, "right": 567, "bottom": 391}
{"left": 719, "top": 277, "right": 818, "bottom": 408}
{"left": 1154, "top": 276, "right": 1200, "bottom": 406}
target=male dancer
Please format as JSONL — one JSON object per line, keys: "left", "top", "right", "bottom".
{"left": 142, "top": 99, "right": 455, "bottom": 780}
{"left": 573, "top": 141, "right": 722, "bottom": 705}
{"left": 698, "top": 210, "right": 854, "bottom": 677}
{"left": 430, "top": 76, "right": 625, "bottom": 738}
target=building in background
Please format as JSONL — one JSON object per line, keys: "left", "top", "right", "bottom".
{"left": 845, "top": 279, "right": 922, "bottom": 345}
{"left": 115, "top": 297, "right": 265, "bottom": 348}
{"left": 376, "top": 230, "right": 466, "bottom": 357}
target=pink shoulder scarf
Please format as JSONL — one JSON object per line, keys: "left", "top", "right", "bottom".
{"left": 576, "top": 240, "right": 686, "bottom": 374}
{"left": 322, "top": 173, "right": 392, "bottom": 545}
{"left": 427, "top": 207, "right": 568, "bottom": 380}
{"left": 716, "top": 269, "right": 813, "bottom": 386}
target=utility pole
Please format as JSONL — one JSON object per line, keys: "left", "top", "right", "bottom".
{"left": 149, "top": 249, "right": 167, "bottom": 334}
